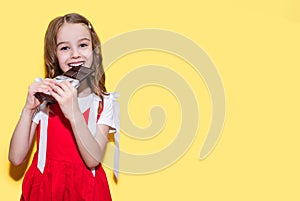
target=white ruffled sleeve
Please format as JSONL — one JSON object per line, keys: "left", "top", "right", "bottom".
{"left": 97, "top": 92, "right": 120, "bottom": 132}
{"left": 97, "top": 92, "right": 120, "bottom": 179}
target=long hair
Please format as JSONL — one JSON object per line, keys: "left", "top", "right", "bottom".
{"left": 44, "top": 13, "right": 106, "bottom": 97}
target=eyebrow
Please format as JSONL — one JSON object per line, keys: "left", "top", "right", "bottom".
{"left": 56, "top": 37, "right": 91, "bottom": 47}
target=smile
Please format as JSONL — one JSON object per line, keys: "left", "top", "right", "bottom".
{"left": 68, "top": 62, "right": 85, "bottom": 68}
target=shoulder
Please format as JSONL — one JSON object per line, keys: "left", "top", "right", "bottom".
{"left": 101, "top": 92, "right": 120, "bottom": 109}
{"left": 91, "top": 92, "right": 119, "bottom": 108}
{"left": 102, "top": 92, "right": 120, "bottom": 101}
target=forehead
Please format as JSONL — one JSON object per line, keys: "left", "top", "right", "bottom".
{"left": 56, "top": 23, "right": 91, "bottom": 43}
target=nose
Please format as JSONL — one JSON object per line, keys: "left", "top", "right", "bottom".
{"left": 71, "top": 48, "right": 81, "bottom": 59}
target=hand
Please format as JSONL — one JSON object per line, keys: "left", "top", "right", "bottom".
{"left": 25, "top": 78, "right": 55, "bottom": 111}
{"left": 49, "top": 81, "right": 80, "bottom": 120}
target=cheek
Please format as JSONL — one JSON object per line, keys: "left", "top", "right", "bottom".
{"left": 83, "top": 48, "right": 93, "bottom": 59}
{"left": 57, "top": 52, "right": 68, "bottom": 64}
{"left": 56, "top": 52, "right": 70, "bottom": 72}
{"left": 85, "top": 52, "right": 94, "bottom": 67}
{"left": 82, "top": 48, "right": 93, "bottom": 67}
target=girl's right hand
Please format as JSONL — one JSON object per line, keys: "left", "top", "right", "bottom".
{"left": 24, "top": 78, "right": 55, "bottom": 110}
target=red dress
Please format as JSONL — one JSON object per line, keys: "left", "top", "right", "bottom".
{"left": 21, "top": 103, "right": 112, "bottom": 201}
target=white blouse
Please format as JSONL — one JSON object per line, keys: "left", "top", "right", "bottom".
{"left": 32, "top": 92, "right": 120, "bottom": 179}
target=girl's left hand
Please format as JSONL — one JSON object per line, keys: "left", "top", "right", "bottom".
{"left": 50, "top": 81, "right": 80, "bottom": 120}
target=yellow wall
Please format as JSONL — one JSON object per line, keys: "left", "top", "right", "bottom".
{"left": 1, "top": 0, "right": 300, "bottom": 200}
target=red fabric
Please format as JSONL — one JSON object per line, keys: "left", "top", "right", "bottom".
{"left": 21, "top": 103, "right": 112, "bottom": 201}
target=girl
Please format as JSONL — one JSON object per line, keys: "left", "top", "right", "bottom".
{"left": 9, "top": 13, "right": 119, "bottom": 201}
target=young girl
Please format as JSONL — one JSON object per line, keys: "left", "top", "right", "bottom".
{"left": 9, "top": 13, "right": 119, "bottom": 201}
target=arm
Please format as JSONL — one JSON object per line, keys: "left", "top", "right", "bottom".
{"left": 50, "top": 81, "right": 108, "bottom": 168}
{"left": 69, "top": 111, "right": 109, "bottom": 168}
{"left": 9, "top": 109, "right": 37, "bottom": 166}
{"left": 9, "top": 79, "right": 55, "bottom": 165}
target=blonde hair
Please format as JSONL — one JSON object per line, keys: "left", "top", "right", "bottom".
{"left": 44, "top": 13, "right": 106, "bottom": 97}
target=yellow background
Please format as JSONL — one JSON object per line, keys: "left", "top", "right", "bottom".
{"left": 1, "top": 0, "right": 300, "bottom": 200}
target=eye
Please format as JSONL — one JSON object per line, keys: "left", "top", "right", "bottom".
{"left": 59, "top": 46, "right": 69, "bottom": 51}
{"left": 79, "top": 43, "right": 88, "bottom": 48}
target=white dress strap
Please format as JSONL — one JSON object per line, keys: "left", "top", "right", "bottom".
{"left": 37, "top": 101, "right": 49, "bottom": 173}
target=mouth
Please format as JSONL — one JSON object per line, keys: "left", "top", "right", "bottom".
{"left": 68, "top": 61, "right": 85, "bottom": 68}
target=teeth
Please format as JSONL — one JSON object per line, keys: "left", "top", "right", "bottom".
{"left": 69, "top": 62, "right": 84, "bottom": 67}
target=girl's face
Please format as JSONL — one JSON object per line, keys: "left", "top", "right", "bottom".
{"left": 56, "top": 23, "right": 93, "bottom": 73}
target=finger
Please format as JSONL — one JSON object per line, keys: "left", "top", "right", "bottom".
{"left": 54, "top": 81, "right": 76, "bottom": 97}
{"left": 49, "top": 89, "right": 62, "bottom": 103}
{"left": 43, "top": 79, "right": 56, "bottom": 86}
{"left": 35, "top": 78, "right": 55, "bottom": 86}
{"left": 56, "top": 80, "right": 74, "bottom": 91}
{"left": 51, "top": 81, "right": 76, "bottom": 101}
{"left": 29, "top": 82, "right": 51, "bottom": 95}
{"left": 50, "top": 82, "right": 75, "bottom": 104}
{"left": 50, "top": 82, "right": 66, "bottom": 96}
